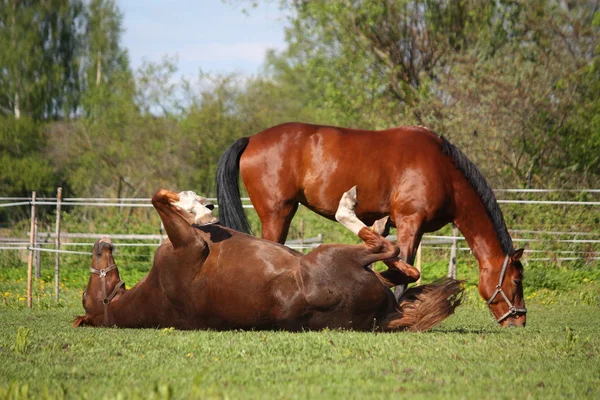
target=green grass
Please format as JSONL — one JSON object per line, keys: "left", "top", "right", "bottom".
{"left": 1, "top": 261, "right": 600, "bottom": 399}
{"left": 1, "top": 302, "right": 599, "bottom": 399}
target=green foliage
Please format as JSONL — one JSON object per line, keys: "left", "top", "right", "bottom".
{"left": 2, "top": 0, "right": 598, "bottom": 201}
{"left": 85, "top": 0, "right": 130, "bottom": 90}
{"left": 0, "top": 115, "right": 58, "bottom": 224}
{"left": 268, "top": 0, "right": 600, "bottom": 187}
{"left": 0, "top": 116, "right": 58, "bottom": 197}
{"left": 0, "top": 0, "right": 86, "bottom": 120}
{"left": 0, "top": 0, "right": 131, "bottom": 121}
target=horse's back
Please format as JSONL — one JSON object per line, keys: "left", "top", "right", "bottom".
{"left": 240, "top": 123, "right": 453, "bottom": 224}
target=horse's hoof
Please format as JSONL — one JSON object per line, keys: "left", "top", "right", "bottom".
{"left": 339, "top": 186, "right": 358, "bottom": 211}
{"left": 346, "top": 185, "right": 358, "bottom": 202}
{"left": 371, "top": 216, "right": 390, "bottom": 236}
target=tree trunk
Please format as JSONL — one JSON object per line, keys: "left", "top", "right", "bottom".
{"left": 96, "top": 50, "right": 102, "bottom": 86}
{"left": 14, "top": 93, "right": 20, "bottom": 119}
{"left": 12, "top": 0, "right": 20, "bottom": 119}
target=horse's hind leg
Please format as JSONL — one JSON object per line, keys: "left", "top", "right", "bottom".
{"left": 256, "top": 201, "right": 299, "bottom": 244}
{"left": 335, "top": 186, "right": 365, "bottom": 235}
{"left": 327, "top": 188, "right": 420, "bottom": 291}
{"left": 335, "top": 187, "right": 400, "bottom": 285}
{"left": 152, "top": 189, "right": 207, "bottom": 248}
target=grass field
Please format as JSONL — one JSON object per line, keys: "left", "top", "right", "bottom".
{"left": 1, "top": 302, "right": 599, "bottom": 399}
{"left": 1, "top": 259, "right": 599, "bottom": 400}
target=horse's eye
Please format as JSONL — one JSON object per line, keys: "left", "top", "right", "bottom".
{"left": 512, "top": 279, "right": 522, "bottom": 286}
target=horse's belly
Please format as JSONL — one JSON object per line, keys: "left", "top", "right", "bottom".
{"left": 190, "top": 251, "right": 304, "bottom": 329}
{"left": 301, "top": 178, "right": 392, "bottom": 221}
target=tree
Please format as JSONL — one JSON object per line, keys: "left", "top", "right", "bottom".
{"left": 0, "top": 116, "right": 57, "bottom": 196}
{"left": 430, "top": 0, "right": 600, "bottom": 187}
{"left": 260, "top": 0, "right": 599, "bottom": 186}
{"left": 0, "top": 0, "right": 86, "bottom": 120}
{"left": 80, "top": 0, "right": 133, "bottom": 117}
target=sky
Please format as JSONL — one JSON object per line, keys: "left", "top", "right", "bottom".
{"left": 118, "top": 1, "right": 288, "bottom": 80}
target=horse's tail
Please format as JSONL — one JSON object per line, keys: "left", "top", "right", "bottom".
{"left": 216, "top": 137, "right": 253, "bottom": 234}
{"left": 383, "top": 278, "right": 464, "bottom": 332}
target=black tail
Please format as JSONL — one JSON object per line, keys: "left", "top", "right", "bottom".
{"left": 216, "top": 137, "right": 253, "bottom": 234}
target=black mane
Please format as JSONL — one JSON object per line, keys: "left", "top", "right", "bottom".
{"left": 440, "top": 136, "right": 514, "bottom": 255}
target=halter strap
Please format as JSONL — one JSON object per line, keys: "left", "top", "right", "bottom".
{"left": 90, "top": 264, "right": 124, "bottom": 325}
{"left": 486, "top": 255, "right": 527, "bottom": 323}
{"left": 90, "top": 263, "right": 118, "bottom": 277}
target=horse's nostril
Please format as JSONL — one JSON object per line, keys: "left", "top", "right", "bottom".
{"left": 206, "top": 203, "right": 215, "bottom": 211}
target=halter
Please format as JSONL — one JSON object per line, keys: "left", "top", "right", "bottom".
{"left": 486, "top": 255, "right": 527, "bottom": 323}
{"left": 90, "top": 264, "right": 125, "bottom": 325}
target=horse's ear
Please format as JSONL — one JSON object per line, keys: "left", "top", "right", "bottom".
{"left": 511, "top": 248, "right": 525, "bottom": 261}
{"left": 73, "top": 316, "right": 89, "bottom": 327}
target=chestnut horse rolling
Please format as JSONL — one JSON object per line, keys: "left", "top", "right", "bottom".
{"left": 74, "top": 188, "right": 463, "bottom": 331}
{"left": 216, "top": 123, "right": 526, "bottom": 327}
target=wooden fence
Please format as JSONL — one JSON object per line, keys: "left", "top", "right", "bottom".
{"left": 1, "top": 188, "right": 599, "bottom": 307}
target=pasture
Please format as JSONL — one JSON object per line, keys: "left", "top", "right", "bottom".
{"left": 1, "top": 260, "right": 599, "bottom": 399}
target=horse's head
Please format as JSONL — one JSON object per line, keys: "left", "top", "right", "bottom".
{"left": 480, "top": 248, "right": 526, "bottom": 327}
{"left": 173, "top": 191, "right": 218, "bottom": 226}
{"left": 73, "top": 237, "right": 125, "bottom": 327}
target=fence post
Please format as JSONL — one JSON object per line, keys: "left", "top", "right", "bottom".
{"left": 27, "top": 191, "right": 36, "bottom": 308}
{"left": 415, "top": 243, "right": 422, "bottom": 285}
{"left": 34, "top": 217, "right": 40, "bottom": 279}
{"left": 299, "top": 219, "right": 304, "bottom": 253}
{"left": 448, "top": 225, "right": 458, "bottom": 279}
{"left": 54, "top": 187, "right": 62, "bottom": 302}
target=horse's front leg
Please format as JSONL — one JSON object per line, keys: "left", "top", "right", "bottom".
{"left": 382, "top": 213, "right": 424, "bottom": 297}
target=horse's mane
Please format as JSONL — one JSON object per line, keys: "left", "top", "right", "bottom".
{"left": 440, "top": 136, "right": 515, "bottom": 255}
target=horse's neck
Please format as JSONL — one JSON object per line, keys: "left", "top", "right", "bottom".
{"left": 108, "top": 284, "right": 152, "bottom": 327}
{"left": 452, "top": 186, "right": 505, "bottom": 270}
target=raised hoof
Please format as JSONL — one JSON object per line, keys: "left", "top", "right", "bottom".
{"left": 371, "top": 216, "right": 390, "bottom": 236}
{"left": 345, "top": 185, "right": 357, "bottom": 203}
{"left": 339, "top": 185, "right": 358, "bottom": 211}
{"left": 381, "top": 258, "right": 421, "bottom": 286}
{"left": 380, "top": 268, "right": 418, "bottom": 286}
{"left": 156, "top": 188, "right": 180, "bottom": 204}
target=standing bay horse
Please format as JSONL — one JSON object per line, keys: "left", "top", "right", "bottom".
{"left": 74, "top": 187, "right": 464, "bottom": 331}
{"left": 216, "top": 123, "right": 526, "bottom": 327}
